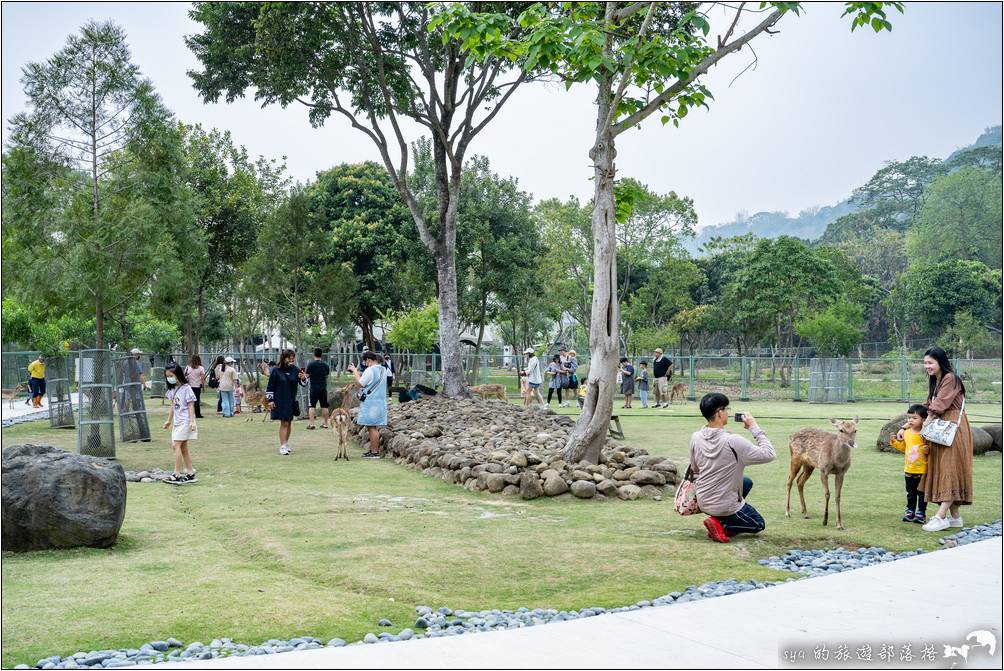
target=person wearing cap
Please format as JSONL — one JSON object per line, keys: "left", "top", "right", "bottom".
{"left": 129, "top": 348, "right": 147, "bottom": 389}
{"left": 524, "top": 347, "right": 545, "bottom": 406}
{"left": 651, "top": 347, "right": 673, "bottom": 408}
{"left": 27, "top": 354, "right": 46, "bottom": 408}
{"left": 214, "top": 355, "right": 240, "bottom": 418}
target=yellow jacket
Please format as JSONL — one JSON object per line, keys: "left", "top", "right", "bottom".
{"left": 889, "top": 429, "right": 928, "bottom": 475}
{"left": 27, "top": 360, "right": 45, "bottom": 379}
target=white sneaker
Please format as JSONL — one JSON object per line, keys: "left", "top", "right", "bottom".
{"left": 921, "top": 516, "right": 950, "bottom": 532}
{"left": 279, "top": 445, "right": 290, "bottom": 456}
{"left": 948, "top": 516, "right": 964, "bottom": 528}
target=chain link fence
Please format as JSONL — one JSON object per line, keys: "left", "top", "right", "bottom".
{"left": 47, "top": 355, "right": 75, "bottom": 429}
{"left": 115, "top": 355, "right": 151, "bottom": 443}
{"left": 77, "top": 349, "right": 116, "bottom": 457}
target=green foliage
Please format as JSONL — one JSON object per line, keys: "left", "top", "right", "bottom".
{"left": 850, "top": 155, "right": 944, "bottom": 230}
{"left": 385, "top": 302, "right": 439, "bottom": 352}
{"left": 796, "top": 302, "right": 865, "bottom": 357}
{"left": 132, "top": 317, "right": 181, "bottom": 354}
{"left": 309, "top": 161, "right": 427, "bottom": 338}
{"left": 942, "top": 311, "right": 998, "bottom": 359}
{"left": 907, "top": 167, "right": 1003, "bottom": 269}
{"left": 895, "top": 259, "right": 1002, "bottom": 334}
{"left": 3, "top": 20, "right": 190, "bottom": 347}
{"left": 669, "top": 304, "right": 713, "bottom": 353}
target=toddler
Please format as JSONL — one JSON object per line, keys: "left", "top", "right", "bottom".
{"left": 890, "top": 404, "right": 929, "bottom": 523}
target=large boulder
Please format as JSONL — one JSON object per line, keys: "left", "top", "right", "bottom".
{"left": 2, "top": 444, "right": 126, "bottom": 551}
{"left": 876, "top": 414, "right": 908, "bottom": 452}
{"left": 971, "top": 426, "right": 994, "bottom": 456}
{"left": 979, "top": 424, "right": 1002, "bottom": 453}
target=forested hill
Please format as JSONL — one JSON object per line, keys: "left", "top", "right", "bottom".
{"left": 686, "top": 125, "right": 1002, "bottom": 254}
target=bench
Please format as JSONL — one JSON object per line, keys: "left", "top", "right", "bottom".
{"left": 608, "top": 415, "right": 625, "bottom": 440}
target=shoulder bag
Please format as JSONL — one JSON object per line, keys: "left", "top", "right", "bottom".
{"left": 921, "top": 395, "right": 966, "bottom": 447}
{"left": 674, "top": 465, "right": 699, "bottom": 516}
{"left": 357, "top": 367, "right": 384, "bottom": 403}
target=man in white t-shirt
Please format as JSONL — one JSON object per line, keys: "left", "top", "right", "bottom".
{"left": 524, "top": 347, "right": 545, "bottom": 406}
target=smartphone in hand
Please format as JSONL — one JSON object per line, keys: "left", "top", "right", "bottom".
{"left": 734, "top": 412, "right": 744, "bottom": 423}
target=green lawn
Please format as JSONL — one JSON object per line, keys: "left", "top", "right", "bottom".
{"left": 2, "top": 396, "right": 1001, "bottom": 667}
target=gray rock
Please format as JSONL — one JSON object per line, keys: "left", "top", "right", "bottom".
{"left": 378, "top": 618, "right": 393, "bottom": 627}
{"left": 629, "top": 469, "right": 666, "bottom": 486}
{"left": 542, "top": 475, "right": 569, "bottom": 496}
{"left": 519, "top": 471, "right": 543, "bottom": 500}
{"left": 876, "top": 414, "right": 908, "bottom": 452}
{"left": 971, "top": 426, "right": 994, "bottom": 455}
{"left": 398, "top": 628, "right": 414, "bottom": 641}
{"left": 2, "top": 445, "right": 127, "bottom": 551}
{"left": 979, "top": 424, "right": 1002, "bottom": 452}
{"left": 570, "top": 480, "right": 596, "bottom": 499}
{"left": 363, "top": 633, "right": 379, "bottom": 644}
{"left": 327, "top": 638, "right": 347, "bottom": 647}
{"left": 617, "top": 484, "right": 641, "bottom": 500}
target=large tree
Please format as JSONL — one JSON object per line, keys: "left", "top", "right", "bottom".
{"left": 4, "top": 20, "right": 188, "bottom": 348}
{"left": 187, "top": 2, "right": 540, "bottom": 397}
{"left": 309, "top": 161, "right": 429, "bottom": 350}
{"left": 438, "top": 1, "right": 901, "bottom": 463}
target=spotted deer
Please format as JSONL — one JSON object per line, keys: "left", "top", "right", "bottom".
{"left": 786, "top": 418, "right": 859, "bottom": 530}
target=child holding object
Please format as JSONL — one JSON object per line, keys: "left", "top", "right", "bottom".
{"left": 891, "top": 404, "right": 930, "bottom": 523}
{"left": 162, "top": 362, "right": 198, "bottom": 485}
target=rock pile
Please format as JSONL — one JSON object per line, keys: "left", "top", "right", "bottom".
{"left": 356, "top": 397, "right": 678, "bottom": 501}
{"left": 125, "top": 469, "right": 175, "bottom": 483}
{"left": 938, "top": 519, "right": 1002, "bottom": 547}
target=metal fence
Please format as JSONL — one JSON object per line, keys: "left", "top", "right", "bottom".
{"left": 3, "top": 349, "right": 1001, "bottom": 406}
{"left": 114, "top": 355, "right": 151, "bottom": 443}
{"left": 47, "top": 355, "right": 75, "bottom": 429}
{"left": 77, "top": 349, "right": 116, "bottom": 458}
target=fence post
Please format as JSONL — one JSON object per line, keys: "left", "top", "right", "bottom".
{"left": 687, "top": 353, "right": 696, "bottom": 401}
{"left": 899, "top": 355, "right": 908, "bottom": 402}
{"left": 846, "top": 357, "right": 855, "bottom": 403}
{"left": 740, "top": 356, "right": 749, "bottom": 401}
{"left": 793, "top": 354, "right": 801, "bottom": 402}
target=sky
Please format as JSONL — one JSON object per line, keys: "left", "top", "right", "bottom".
{"left": 2, "top": 2, "right": 1001, "bottom": 229}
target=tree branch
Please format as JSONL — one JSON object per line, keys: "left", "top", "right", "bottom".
{"left": 612, "top": 7, "right": 785, "bottom": 135}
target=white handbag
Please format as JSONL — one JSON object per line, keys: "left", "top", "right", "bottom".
{"left": 921, "top": 395, "right": 966, "bottom": 447}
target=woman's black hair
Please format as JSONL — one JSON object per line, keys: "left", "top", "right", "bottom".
{"left": 924, "top": 346, "right": 965, "bottom": 399}
{"left": 280, "top": 349, "right": 296, "bottom": 367}
{"left": 552, "top": 354, "right": 561, "bottom": 363}
{"left": 164, "top": 362, "right": 186, "bottom": 390}
{"left": 619, "top": 357, "right": 629, "bottom": 363}
{"left": 213, "top": 355, "right": 225, "bottom": 371}
{"left": 361, "top": 350, "right": 380, "bottom": 362}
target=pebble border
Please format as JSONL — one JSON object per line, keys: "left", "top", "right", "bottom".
{"left": 14, "top": 520, "right": 1001, "bottom": 669}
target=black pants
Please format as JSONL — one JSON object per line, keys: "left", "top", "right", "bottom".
{"left": 715, "top": 477, "right": 766, "bottom": 537}
{"left": 905, "top": 474, "right": 927, "bottom": 515}
{"left": 192, "top": 386, "right": 203, "bottom": 418}
{"left": 547, "top": 387, "right": 563, "bottom": 404}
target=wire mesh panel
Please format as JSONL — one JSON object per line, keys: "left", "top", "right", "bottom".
{"left": 808, "top": 358, "right": 847, "bottom": 403}
{"left": 47, "top": 355, "right": 75, "bottom": 429}
{"left": 115, "top": 355, "right": 151, "bottom": 442}
{"left": 149, "top": 368, "right": 166, "bottom": 395}
{"left": 77, "top": 349, "right": 116, "bottom": 458}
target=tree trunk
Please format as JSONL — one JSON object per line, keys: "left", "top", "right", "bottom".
{"left": 195, "top": 286, "right": 206, "bottom": 353}
{"left": 563, "top": 84, "right": 619, "bottom": 465}
{"left": 95, "top": 296, "right": 105, "bottom": 349}
{"left": 436, "top": 246, "right": 468, "bottom": 397}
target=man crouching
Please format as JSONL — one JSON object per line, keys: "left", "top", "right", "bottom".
{"left": 690, "top": 393, "right": 775, "bottom": 543}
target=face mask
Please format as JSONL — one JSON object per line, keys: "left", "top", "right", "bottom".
{"left": 166, "top": 376, "right": 177, "bottom": 384}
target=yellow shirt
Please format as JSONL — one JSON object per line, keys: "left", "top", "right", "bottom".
{"left": 27, "top": 360, "right": 45, "bottom": 379}
{"left": 889, "top": 428, "right": 928, "bottom": 475}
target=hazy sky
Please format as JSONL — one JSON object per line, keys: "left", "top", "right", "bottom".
{"left": 2, "top": 2, "right": 1001, "bottom": 228}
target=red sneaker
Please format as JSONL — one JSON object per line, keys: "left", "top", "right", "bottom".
{"left": 703, "top": 516, "right": 730, "bottom": 543}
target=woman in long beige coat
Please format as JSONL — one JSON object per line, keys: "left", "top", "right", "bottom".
{"left": 920, "top": 347, "right": 973, "bottom": 532}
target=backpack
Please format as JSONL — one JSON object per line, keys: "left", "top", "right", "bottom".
{"left": 208, "top": 365, "right": 220, "bottom": 389}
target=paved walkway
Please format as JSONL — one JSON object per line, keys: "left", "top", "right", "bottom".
{"left": 144, "top": 538, "right": 1002, "bottom": 669}
{"left": 1, "top": 393, "right": 81, "bottom": 425}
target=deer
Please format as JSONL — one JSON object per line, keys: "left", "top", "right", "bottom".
{"left": 3, "top": 383, "right": 27, "bottom": 409}
{"left": 469, "top": 383, "right": 507, "bottom": 401}
{"left": 786, "top": 417, "right": 858, "bottom": 530}
{"left": 330, "top": 381, "right": 361, "bottom": 461}
{"left": 669, "top": 382, "right": 688, "bottom": 404}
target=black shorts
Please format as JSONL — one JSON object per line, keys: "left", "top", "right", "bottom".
{"left": 309, "top": 388, "right": 329, "bottom": 409}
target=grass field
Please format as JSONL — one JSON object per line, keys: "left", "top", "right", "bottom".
{"left": 2, "top": 395, "right": 1001, "bottom": 667}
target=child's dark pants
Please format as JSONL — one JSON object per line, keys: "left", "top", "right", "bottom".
{"left": 905, "top": 473, "right": 926, "bottom": 515}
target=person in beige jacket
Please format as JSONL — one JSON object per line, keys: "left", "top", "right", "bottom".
{"left": 214, "top": 356, "right": 240, "bottom": 418}
{"left": 690, "top": 392, "right": 775, "bottom": 543}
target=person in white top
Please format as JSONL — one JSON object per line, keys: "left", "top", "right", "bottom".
{"left": 214, "top": 356, "right": 240, "bottom": 418}
{"left": 523, "top": 346, "right": 545, "bottom": 406}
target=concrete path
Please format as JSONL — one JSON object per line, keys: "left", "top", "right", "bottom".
{"left": 144, "top": 538, "right": 1002, "bottom": 669}
{"left": 1, "top": 392, "right": 81, "bottom": 424}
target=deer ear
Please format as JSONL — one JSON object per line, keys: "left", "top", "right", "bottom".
{"left": 852, "top": 416, "right": 859, "bottom": 424}
{"left": 829, "top": 418, "right": 839, "bottom": 426}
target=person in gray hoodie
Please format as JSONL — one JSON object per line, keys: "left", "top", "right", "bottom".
{"left": 690, "top": 393, "right": 775, "bottom": 543}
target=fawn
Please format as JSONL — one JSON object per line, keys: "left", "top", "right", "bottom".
{"left": 330, "top": 381, "right": 360, "bottom": 461}
{"left": 786, "top": 417, "right": 858, "bottom": 530}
